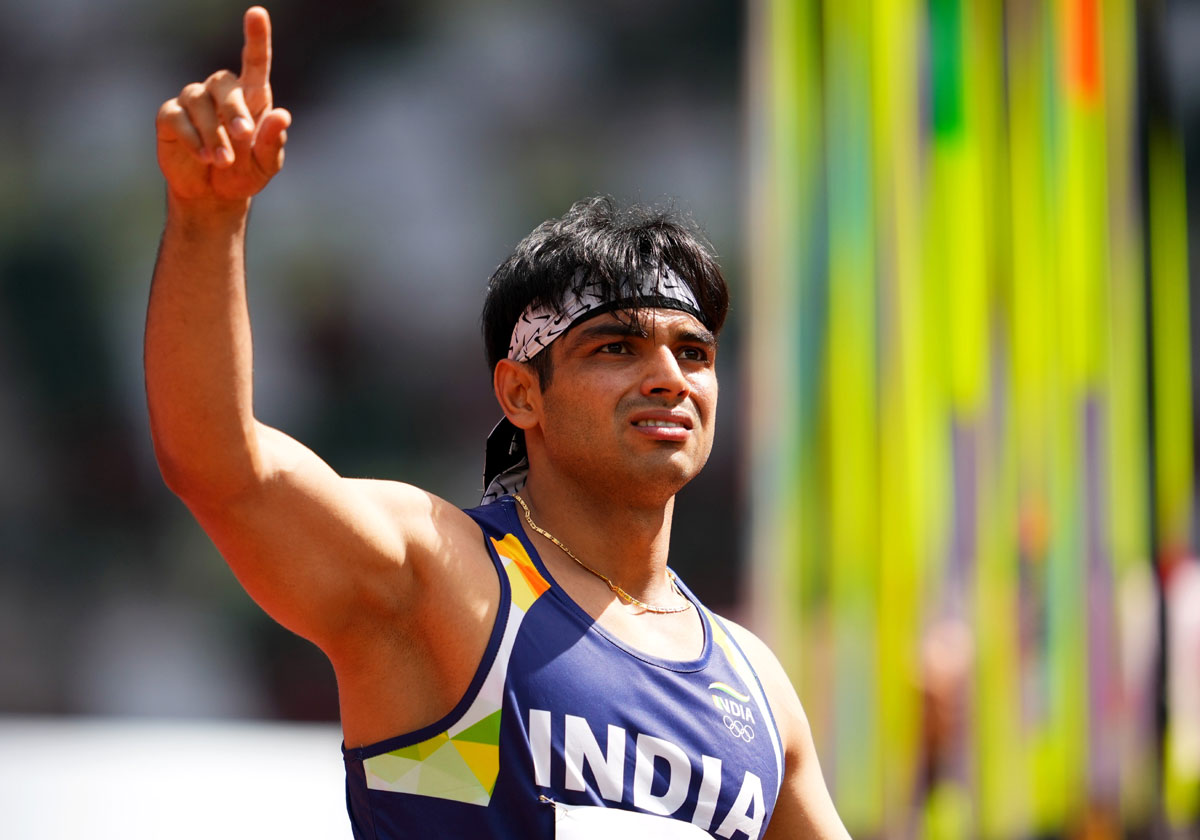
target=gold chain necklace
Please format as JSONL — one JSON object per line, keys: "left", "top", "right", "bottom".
{"left": 513, "top": 493, "right": 692, "bottom": 615}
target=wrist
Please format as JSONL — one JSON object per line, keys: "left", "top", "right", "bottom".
{"left": 165, "top": 190, "right": 252, "bottom": 229}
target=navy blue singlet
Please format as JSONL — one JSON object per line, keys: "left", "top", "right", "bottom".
{"left": 343, "top": 496, "right": 782, "bottom": 839}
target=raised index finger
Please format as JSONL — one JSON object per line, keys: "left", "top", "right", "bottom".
{"left": 239, "top": 6, "right": 272, "bottom": 100}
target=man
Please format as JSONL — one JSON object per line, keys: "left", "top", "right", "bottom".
{"left": 148, "top": 7, "right": 850, "bottom": 839}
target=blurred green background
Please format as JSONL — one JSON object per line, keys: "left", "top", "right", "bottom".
{"left": 0, "top": 1, "right": 1197, "bottom": 838}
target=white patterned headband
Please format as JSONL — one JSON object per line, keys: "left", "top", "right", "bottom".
{"left": 506, "top": 265, "right": 704, "bottom": 362}
{"left": 482, "top": 265, "right": 706, "bottom": 503}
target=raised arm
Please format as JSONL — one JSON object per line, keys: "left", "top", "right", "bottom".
{"left": 145, "top": 9, "right": 497, "bottom": 734}
{"left": 148, "top": 6, "right": 288, "bottom": 497}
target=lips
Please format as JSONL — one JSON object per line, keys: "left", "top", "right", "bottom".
{"left": 634, "top": 419, "right": 687, "bottom": 428}
{"left": 629, "top": 411, "right": 693, "bottom": 430}
{"left": 629, "top": 410, "right": 694, "bottom": 440}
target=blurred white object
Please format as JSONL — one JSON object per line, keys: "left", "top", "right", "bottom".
{"left": 1167, "top": 559, "right": 1200, "bottom": 783}
{"left": 0, "top": 716, "right": 347, "bottom": 839}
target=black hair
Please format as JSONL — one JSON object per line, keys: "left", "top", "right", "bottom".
{"left": 481, "top": 196, "right": 730, "bottom": 386}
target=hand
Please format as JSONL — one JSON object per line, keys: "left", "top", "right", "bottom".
{"left": 156, "top": 6, "right": 292, "bottom": 202}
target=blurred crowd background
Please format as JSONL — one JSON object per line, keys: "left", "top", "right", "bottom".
{"left": 0, "top": 0, "right": 1197, "bottom": 838}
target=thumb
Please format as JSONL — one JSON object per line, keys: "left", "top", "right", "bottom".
{"left": 252, "top": 108, "right": 291, "bottom": 177}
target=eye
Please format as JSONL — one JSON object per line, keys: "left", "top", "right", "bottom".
{"left": 677, "top": 346, "right": 709, "bottom": 362}
{"left": 598, "top": 342, "right": 630, "bottom": 355}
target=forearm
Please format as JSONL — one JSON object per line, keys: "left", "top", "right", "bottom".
{"left": 146, "top": 194, "right": 263, "bottom": 497}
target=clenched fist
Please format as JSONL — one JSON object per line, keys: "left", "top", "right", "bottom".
{"left": 156, "top": 6, "right": 292, "bottom": 202}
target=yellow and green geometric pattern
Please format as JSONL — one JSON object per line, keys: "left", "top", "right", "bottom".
{"left": 363, "top": 531, "right": 551, "bottom": 806}
{"left": 363, "top": 711, "right": 503, "bottom": 805}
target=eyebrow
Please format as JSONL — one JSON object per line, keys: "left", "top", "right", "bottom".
{"left": 569, "top": 319, "right": 717, "bottom": 348}
{"left": 572, "top": 321, "right": 649, "bottom": 342}
{"left": 677, "top": 327, "right": 718, "bottom": 348}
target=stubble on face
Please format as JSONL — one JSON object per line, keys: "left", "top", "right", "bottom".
{"left": 531, "top": 310, "right": 718, "bottom": 505}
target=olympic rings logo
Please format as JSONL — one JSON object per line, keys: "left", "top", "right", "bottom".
{"left": 723, "top": 715, "right": 755, "bottom": 742}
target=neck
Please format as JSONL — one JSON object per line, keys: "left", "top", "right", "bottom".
{"left": 517, "top": 472, "right": 677, "bottom": 604}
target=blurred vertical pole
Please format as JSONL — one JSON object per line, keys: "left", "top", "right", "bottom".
{"left": 1006, "top": 0, "right": 1055, "bottom": 834}
{"left": 743, "top": 0, "right": 831, "bottom": 800}
{"left": 1062, "top": 0, "right": 1127, "bottom": 829}
{"left": 926, "top": 0, "right": 987, "bottom": 834}
{"left": 1101, "top": 0, "right": 1158, "bottom": 826}
{"left": 1041, "top": 2, "right": 1076, "bottom": 823}
{"left": 823, "top": 0, "right": 881, "bottom": 831}
{"left": 959, "top": 0, "right": 1025, "bottom": 837}
{"left": 1147, "top": 125, "right": 1195, "bottom": 590}
{"left": 1148, "top": 114, "right": 1198, "bottom": 828}
{"left": 744, "top": 0, "right": 800, "bottom": 672}
{"left": 1038, "top": 0, "right": 1091, "bottom": 828}
{"left": 870, "top": 0, "right": 924, "bottom": 832}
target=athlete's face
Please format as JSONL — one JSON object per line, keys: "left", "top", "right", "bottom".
{"left": 535, "top": 308, "right": 718, "bottom": 500}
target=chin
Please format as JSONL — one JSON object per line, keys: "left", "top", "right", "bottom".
{"left": 630, "top": 455, "right": 707, "bottom": 499}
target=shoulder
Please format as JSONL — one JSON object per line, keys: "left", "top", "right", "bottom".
{"left": 353, "top": 479, "right": 490, "bottom": 553}
{"left": 716, "top": 616, "right": 851, "bottom": 839}
{"left": 714, "top": 615, "right": 814, "bottom": 772}
{"left": 716, "top": 617, "right": 806, "bottom": 729}
{"left": 718, "top": 617, "right": 783, "bottom": 678}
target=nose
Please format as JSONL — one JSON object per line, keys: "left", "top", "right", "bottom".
{"left": 641, "top": 347, "right": 690, "bottom": 400}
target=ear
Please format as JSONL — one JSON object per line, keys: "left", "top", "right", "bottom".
{"left": 493, "top": 358, "right": 542, "bottom": 431}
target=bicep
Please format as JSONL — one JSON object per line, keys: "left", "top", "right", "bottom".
{"left": 181, "top": 422, "right": 448, "bottom": 650}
